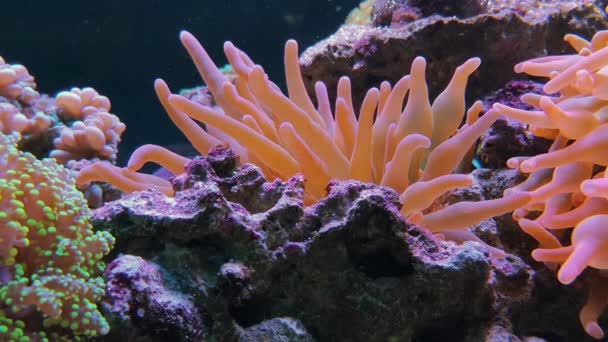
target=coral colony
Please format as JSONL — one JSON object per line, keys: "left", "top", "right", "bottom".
{"left": 3, "top": 4, "right": 608, "bottom": 342}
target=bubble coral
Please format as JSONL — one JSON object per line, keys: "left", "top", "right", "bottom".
{"left": 0, "top": 55, "right": 125, "bottom": 168}
{"left": 0, "top": 133, "right": 114, "bottom": 340}
{"left": 0, "top": 57, "right": 52, "bottom": 137}
{"left": 51, "top": 87, "right": 125, "bottom": 164}
{"left": 494, "top": 29, "right": 608, "bottom": 339}
{"left": 0, "top": 57, "right": 38, "bottom": 103}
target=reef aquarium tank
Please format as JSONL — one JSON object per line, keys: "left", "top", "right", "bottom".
{"left": 2, "top": 0, "right": 608, "bottom": 340}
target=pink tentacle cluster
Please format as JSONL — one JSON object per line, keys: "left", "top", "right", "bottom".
{"left": 495, "top": 29, "right": 608, "bottom": 340}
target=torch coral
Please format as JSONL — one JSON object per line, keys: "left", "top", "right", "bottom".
{"left": 77, "top": 31, "right": 530, "bottom": 249}
{"left": 0, "top": 133, "right": 114, "bottom": 340}
{"left": 495, "top": 29, "right": 608, "bottom": 339}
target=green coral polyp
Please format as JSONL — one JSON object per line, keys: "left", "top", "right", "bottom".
{"left": 0, "top": 133, "right": 115, "bottom": 340}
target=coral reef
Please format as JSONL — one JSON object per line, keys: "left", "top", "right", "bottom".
{"left": 72, "top": 16, "right": 608, "bottom": 338}
{"left": 0, "top": 133, "right": 114, "bottom": 340}
{"left": 2, "top": 0, "right": 607, "bottom": 339}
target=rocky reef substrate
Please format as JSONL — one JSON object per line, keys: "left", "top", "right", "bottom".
{"left": 92, "top": 146, "right": 603, "bottom": 341}
{"left": 300, "top": 0, "right": 608, "bottom": 110}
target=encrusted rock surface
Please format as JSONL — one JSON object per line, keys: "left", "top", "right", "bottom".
{"left": 91, "top": 146, "right": 604, "bottom": 341}
{"left": 100, "top": 255, "right": 204, "bottom": 341}
{"left": 236, "top": 318, "right": 314, "bottom": 342}
{"left": 476, "top": 80, "right": 553, "bottom": 169}
{"left": 299, "top": 0, "right": 608, "bottom": 111}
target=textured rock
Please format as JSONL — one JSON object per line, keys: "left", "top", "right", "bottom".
{"left": 236, "top": 318, "right": 314, "bottom": 342}
{"left": 299, "top": 0, "right": 608, "bottom": 111}
{"left": 476, "top": 80, "right": 553, "bottom": 169}
{"left": 91, "top": 147, "right": 604, "bottom": 341}
{"left": 100, "top": 255, "right": 204, "bottom": 341}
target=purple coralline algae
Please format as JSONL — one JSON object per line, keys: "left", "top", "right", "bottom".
{"left": 101, "top": 255, "right": 204, "bottom": 341}
{"left": 300, "top": 0, "right": 607, "bottom": 110}
{"left": 92, "top": 145, "right": 602, "bottom": 341}
{"left": 476, "top": 80, "right": 553, "bottom": 168}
